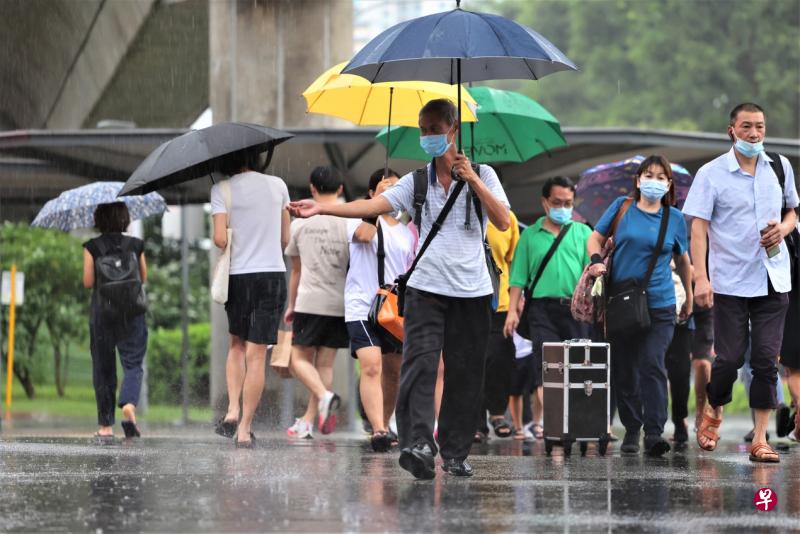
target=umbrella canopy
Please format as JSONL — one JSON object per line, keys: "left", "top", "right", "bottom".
{"left": 32, "top": 181, "right": 167, "bottom": 232}
{"left": 375, "top": 87, "right": 566, "bottom": 163}
{"left": 342, "top": 7, "right": 577, "bottom": 84}
{"left": 118, "top": 122, "right": 294, "bottom": 197}
{"left": 302, "top": 62, "right": 478, "bottom": 126}
{"left": 574, "top": 155, "right": 694, "bottom": 226}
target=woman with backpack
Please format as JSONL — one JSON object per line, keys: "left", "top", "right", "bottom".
{"left": 211, "top": 150, "right": 290, "bottom": 448}
{"left": 83, "top": 202, "right": 148, "bottom": 441}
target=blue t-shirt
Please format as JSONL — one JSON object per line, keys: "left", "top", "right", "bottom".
{"left": 596, "top": 196, "right": 688, "bottom": 309}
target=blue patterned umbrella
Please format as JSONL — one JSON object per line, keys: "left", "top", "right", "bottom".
{"left": 32, "top": 181, "right": 167, "bottom": 232}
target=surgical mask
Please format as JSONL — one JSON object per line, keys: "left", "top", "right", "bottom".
{"left": 639, "top": 179, "right": 669, "bottom": 202}
{"left": 734, "top": 136, "right": 764, "bottom": 158}
{"left": 419, "top": 131, "right": 452, "bottom": 158}
{"left": 548, "top": 206, "right": 573, "bottom": 225}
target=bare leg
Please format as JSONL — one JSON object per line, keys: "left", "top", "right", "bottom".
{"left": 358, "top": 346, "right": 386, "bottom": 433}
{"left": 224, "top": 335, "right": 247, "bottom": 422}
{"left": 237, "top": 342, "right": 268, "bottom": 443}
{"left": 786, "top": 367, "right": 800, "bottom": 409}
{"left": 434, "top": 354, "right": 445, "bottom": 420}
{"left": 97, "top": 425, "right": 113, "bottom": 436}
{"left": 381, "top": 352, "right": 402, "bottom": 428}
{"left": 291, "top": 345, "right": 328, "bottom": 423}
{"left": 532, "top": 386, "right": 543, "bottom": 426}
{"left": 692, "top": 359, "right": 711, "bottom": 430}
{"left": 509, "top": 395, "right": 523, "bottom": 430}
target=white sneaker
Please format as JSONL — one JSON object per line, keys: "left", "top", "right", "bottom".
{"left": 287, "top": 418, "right": 313, "bottom": 439}
{"left": 317, "top": 391, "right": 341, "bottom": 434}
{"left": 789, "top": 430, "right": 798, "bottom": 442}
{"left": 522, "top": 422, "right": 535, "bottom": 442}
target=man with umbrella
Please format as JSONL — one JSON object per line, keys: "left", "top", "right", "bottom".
{"left": 290, "top": 99, "right": 510, "bottom": 479}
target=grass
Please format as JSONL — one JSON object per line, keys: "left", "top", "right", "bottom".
{"left": 5, "top": 383, "right": 212, "bottom": 424}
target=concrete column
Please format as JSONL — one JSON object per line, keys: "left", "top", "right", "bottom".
{"left": 208, "top": 0, "right": 353, "bottom": 425}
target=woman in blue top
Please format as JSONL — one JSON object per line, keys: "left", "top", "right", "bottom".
{"left": 587, "top": 155, "right": 693, "bottom": 457}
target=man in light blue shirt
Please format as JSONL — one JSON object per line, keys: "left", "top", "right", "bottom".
{"left": 684, "top": 103, "right": 798, "bottom": 463}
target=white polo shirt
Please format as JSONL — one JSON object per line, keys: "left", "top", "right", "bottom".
{"left": 683, "top": 149, "right": 799, "bottom": 297}
{"left": 380, "top": 163, "right": 509, "bottom": 298}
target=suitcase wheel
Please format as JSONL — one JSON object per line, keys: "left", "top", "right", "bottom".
{"left": 598, "top": 437, "right": 609, "bottom": 456}
{"left": 545, "top": 439, "right": 553, "bottom": 456}
{"left": 563, "top": 440, "right": 572, "bottom": 457}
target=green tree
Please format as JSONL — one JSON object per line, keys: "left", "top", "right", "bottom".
{"left": 484, "top": 0, "right": 800, "bottom": 138}
{"left": 0, "top": 223, "right": 88, "bottom": 398}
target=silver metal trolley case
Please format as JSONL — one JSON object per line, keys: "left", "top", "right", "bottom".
{"left": 542, "top": 339, "right": 611, "bottom": 457}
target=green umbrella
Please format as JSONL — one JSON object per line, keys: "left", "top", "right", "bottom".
{"left": 375, "top": 86, "right": 567, "bottom": 163}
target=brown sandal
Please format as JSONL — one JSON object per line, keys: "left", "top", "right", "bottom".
{"left": 749, "top": 443, "right": 780, "bottom": 463}
{"left": 696, "top": 412, "right": 721, "bottom": 451}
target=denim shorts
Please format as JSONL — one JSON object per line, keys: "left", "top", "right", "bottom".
{"left": 225, "top": 272, "right": 286, "bottom": 345}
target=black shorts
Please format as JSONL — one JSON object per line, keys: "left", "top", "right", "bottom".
{"left": 292, "top": 312, "right": 349, "bottom": 348}
{"left": 346, "top": 320, "right": 402, "bottom": 359}
{"left": 691, "top": 308, "right": 714, "bottom": 361}
{"left": 511, "top": 356, "right": 536, "bottom": 395}
{"left": 225, "top": 272, "right": 286, "bottom": 345}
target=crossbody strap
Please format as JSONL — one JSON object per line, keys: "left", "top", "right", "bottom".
{"left": 376, "top": 221, "right": 386, "bottom": 286}
{"left": 402, "top": 180, "right": 467, "bottom": 282}
{"left": 609, "top": 198, "right": 634, "bottom": 238}
{"left": 766, "top": 152, "right": 787, "bottom": 209}
{"left": 642, "top": 206, "right": 671, "bottom": 286}
{"left": 529, "top": 223, "right": 571, "bottom": 295}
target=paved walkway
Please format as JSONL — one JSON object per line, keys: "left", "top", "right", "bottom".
{"left": 0, "top": 417, "right": 797, "bottom": 532}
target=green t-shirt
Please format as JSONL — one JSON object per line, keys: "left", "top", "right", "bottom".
{"left": 509, "top": 217, "right": 592, "bottom": 299}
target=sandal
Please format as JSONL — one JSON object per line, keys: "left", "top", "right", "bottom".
{"left": 696, "top": 412, "right": 722, "bottom": 451}
{"left": 93, "top": 432, "right": 114, "bottom": 444}
{"left": 121, "top": 421, "right": 141, "bottom": 439}
{"left": 513, "top": 429, "right": 526, "bottom": 440}
{"left": 370, "top": 431, "right": 392, "bottom": 453}
{"left": 490, "top": 417, "right": 513, "bottom": 438}
{"left": 215, "top": 418, "right": 238, "bottom": 439}
{"left": 235, "top": 432, "right": 256, "bottom": 449}
{"left": 532, "top": 423, "right": 544, "bottom": 440}
{"left": 474, "top": 430, "right": 489, "bottom": 443}
{"left": 749, "top": 442, "right": 780, "bottom": 463}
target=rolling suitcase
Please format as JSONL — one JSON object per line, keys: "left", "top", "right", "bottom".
{"left": 542, "top": 339, "right": 611, "bottom": 457}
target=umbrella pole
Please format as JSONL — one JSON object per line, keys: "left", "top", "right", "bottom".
{"left": 385, "top": 87, "right": 394, "bottom": 180}
{"left": 457, "top": 58, "right": 462, "bottom": 152}
{"left": 180, "top": 203, "right": 190, "bottom": 426}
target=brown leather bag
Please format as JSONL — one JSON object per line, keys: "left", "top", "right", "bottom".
{"left": 367, "top": 224, "right": 404, "bottom": 344}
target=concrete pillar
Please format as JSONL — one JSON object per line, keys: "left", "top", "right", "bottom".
{"left": 208, "top": 0, "right": 353, "bottom": 426}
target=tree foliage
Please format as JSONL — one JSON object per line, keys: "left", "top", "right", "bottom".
{"left": 484, "top": 0, "right": 800, "bottom": 138}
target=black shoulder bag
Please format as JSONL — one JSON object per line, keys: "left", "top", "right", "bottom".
{"left": 767, "top": 152, "right": 800, "bottom": 314}
{"left": 396, "top": 178, "right": 467, "bottom": 316}
{"left": 605, "top": 206, "right": 670, "bottom": 337}
{"left": 516, "top": 224, "right": 571, "bottom": 339}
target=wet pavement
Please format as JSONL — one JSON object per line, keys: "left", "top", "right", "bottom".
{"left": 0, "top": 418, "right": 798, "bottom": 532}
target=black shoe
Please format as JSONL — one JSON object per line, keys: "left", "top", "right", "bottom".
{"left": 370, "top": 432, "right": 392, "bottom": 453}
{"left": 215, "top": 418, "right": 238, "bottom": 439}
{"left": 399, "top": 443, "right": 436, "bottom": 480}
{"left": 672, "top": 421, "right": 688, "bottom": 444}
{"left": 644, "top": 434, "right": 671, "bottom": 457}
{"left": 235, "top": 432, "right": 256, "bottom": 449}
{"left": 776, "top": 404, "right": 792, "bottom": 437}
{"left": 621, "top": 431, "right": 640, "bottom": 454}
{"left": 442, "top": 458, "right": 474, "bottom": 477}
{"left": 121, "top": 421, "right": 141, "bottom": 439}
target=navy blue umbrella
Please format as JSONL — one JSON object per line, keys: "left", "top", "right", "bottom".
{"left": 342, "top": 2, "right": 576, "bottom": 150}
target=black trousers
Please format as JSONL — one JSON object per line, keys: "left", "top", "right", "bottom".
{"left": 664, "top": 323, "right": 692, "bottom": 424}
{"left": 530, "top": 299, "right": 590, "bottom": 384}
{"left": 477, "top": 311, "right": 516, "bottom": 431}
{"left": 707, "top": 285, "right": 789, "bottom": 410}
{"left": 396, "top": 287, "right": 491, "bottom": 460}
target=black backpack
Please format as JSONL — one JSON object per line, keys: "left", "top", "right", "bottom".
{"left": 94, "top": 237, "right": 147, "bottom": 318}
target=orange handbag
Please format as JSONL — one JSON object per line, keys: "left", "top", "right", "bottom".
{"left": 367, "top": 225, "right": 404, "bottom": 344}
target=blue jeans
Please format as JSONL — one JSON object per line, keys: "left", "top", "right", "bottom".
{"left": 89, "top": 312, "right": 148, "bottom": 426}
{"left": 611, "top": 307, "right": 675, "bottom": 436}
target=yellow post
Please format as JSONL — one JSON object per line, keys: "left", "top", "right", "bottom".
{"left": 5, "top": 264, "right": 16, "bottom": 410}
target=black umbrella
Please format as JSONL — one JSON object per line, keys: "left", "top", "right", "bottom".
{"left": 118, "top": 122, "right": 294, "bottom": 197}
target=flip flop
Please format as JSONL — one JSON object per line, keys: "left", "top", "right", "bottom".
{"left": 532, "top": 423, "right": 544, "bottom": 440}
{"left": 121, "top": 421, "right": 141, "bottom": 439}
{"left": 490, "top": 417, "right": 513, "bottom": 438}
{"left": 696, "top": 412, "right": 722, "bottom": 451}
{"left": 93, "top": 432, "right": 115, "bottom": 444}
{"left": 235, "top": 432, "right": 256, "bottom": 449}
{"left": 749, "top": 442, "right": 780, "bottom": 463}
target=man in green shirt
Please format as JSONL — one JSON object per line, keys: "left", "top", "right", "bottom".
{"left": 504, "top": 177, "right": 592, "bottom": 410}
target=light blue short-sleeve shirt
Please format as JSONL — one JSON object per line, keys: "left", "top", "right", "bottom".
{"left": 380, "top": 163, "right": 509, "bottom": 297}
{"left": 682, "top": 149, "right": 799, "bottom": 297}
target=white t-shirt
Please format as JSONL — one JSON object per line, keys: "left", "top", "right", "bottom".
{"left": 344, "top": 216, "right": 417, "bottom": 322}
{"left": 210, "top": 171, "right": 290, "bottom": 275}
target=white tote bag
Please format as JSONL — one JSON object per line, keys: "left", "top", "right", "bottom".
{"left": 211, "top": 180, "right": 233, "bottom": 304}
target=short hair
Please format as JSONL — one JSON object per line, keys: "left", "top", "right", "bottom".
{"left": 729, "top": 102, "right": 765, "bottom": 126}
{"left": 632, "top": 154, "right": 676, "bottom": 207}
{"left": 367, "top": 167, "right": 399, "bottom": 198}
{"left": 309, "top": 165, "right": 343, "bottom": 194}
{"left": 94, "top": 202, "right": 131, "bottom": 233}
{"left": 542, "top": 176, "right": 575, "bottom": 198}
{"left": 419, "top": 98, "right": 457, "bottom": 126}
{"left": 217, "top": 149, "right": 262, "bottom": 176}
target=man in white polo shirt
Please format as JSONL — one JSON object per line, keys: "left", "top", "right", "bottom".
{"left": 684, "top": 102, "right": 798, "bottom": 463}
{"left": 289, "top": 99, "right": 510, "bottom": 478}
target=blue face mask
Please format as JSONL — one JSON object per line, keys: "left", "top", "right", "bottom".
{"left": 548, "top": 206, "right": 573, "bottom": 225}
{"left": 639, "top": 179, "right": 669, "bottom": 202}
{"left": 419, "top": 131, "right": 452, "bottom": 158}
{"left": 734, "top": 136, "right": 764, "bottom": 158}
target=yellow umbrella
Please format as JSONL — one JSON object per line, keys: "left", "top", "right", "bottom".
{"left": 302, "top": 62, "right": 478, "bottom": 127}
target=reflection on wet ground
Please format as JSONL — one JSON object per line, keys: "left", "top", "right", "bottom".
{"left": 0, "top": 419, "right": 797, "bottom": 532}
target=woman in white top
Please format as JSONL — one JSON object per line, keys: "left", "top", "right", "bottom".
{"left": 210, "top": 149, "right": 290, "bottom": 448}
{"left": 345, "top": 169, "right": 416, "bottom": 452}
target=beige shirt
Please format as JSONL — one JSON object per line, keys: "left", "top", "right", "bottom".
{"left": 286, "top": 215, "right": 349, "bottom": 317}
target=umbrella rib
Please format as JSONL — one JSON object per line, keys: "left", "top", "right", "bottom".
{"left": 357, "top": 84, "right": 375, "bottom": 125}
